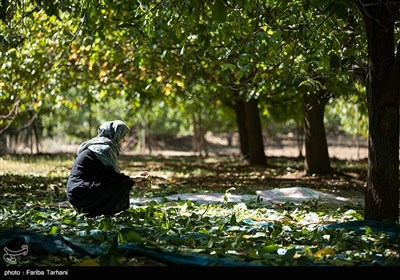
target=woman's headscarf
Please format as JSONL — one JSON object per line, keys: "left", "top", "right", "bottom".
{"left": 77, "top": 120, "right": 130, "bottom": 173}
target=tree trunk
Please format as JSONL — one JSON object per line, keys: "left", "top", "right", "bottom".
{"left": 244, "top": 98, "right": 266, "bottom": 166}
{"left": 359, "top": 2, "right": 399, "bottom": 222}
{"left": 303, "top": 92, "right": 331, "bottom": 175}
{"left": 197, "top": 111, "right": 208, "bottom": 156}
{"left": 147, "top": 120, "right": 152, "bottom": 155}
{"left": 234, "top": 97, "right": 249, "bottom": 159}
{"left": 296, "top": 120, "right": 304, "bottom": 158}
{"left": 191, "top": 112, "right": 199, "bottom": 154}
{"left": 33, "top": 120, "right": 40, "bottom": 154}
{"left": 191, "top": 111, "right": 208, "bottom": 156}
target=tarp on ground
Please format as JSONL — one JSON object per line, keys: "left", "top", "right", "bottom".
{"left": 1, "top": 220, "right": 399, "bottom": 266}
{"left": 129, "top": 187, "right": 356, "bottom": 206}
{"left": 0, "top": 229, "right": 259, "bottom": 266}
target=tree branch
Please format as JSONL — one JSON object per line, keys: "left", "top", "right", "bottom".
{"left": 55, "top": 0, "right": 91, "bottom": 68}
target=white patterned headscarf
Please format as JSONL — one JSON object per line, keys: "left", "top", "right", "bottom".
{"left": 77, "top": 120, "right": 130, "bottom": 173}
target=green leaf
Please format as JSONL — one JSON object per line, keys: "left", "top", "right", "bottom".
{"left": 262, "top": 244, "right": 279, "bottom": 253}
{"left": 49, "top": 226, "right": 59, "bottom": 235}
{"left": 185, "top": 217, "right": 192, "bottom": 231}
{"left": 364, "top": 225, "right": 372, "bottom": 235}
{"left": 124, "top": 230, "right": 143, "bottom": 243}
{"left": 334, "top": 4, "right": 348, "bottom": 21}
{"left": 213, "top": 0, "right": 227, "bottom": 23}
{"left": 207, "top": 237, "right": 214, "bottom": 248}
{"left": 248, "top": 247, "right": 259, "bottom": 258}
{"left": 330, "top": 54, "right": 340, "bottom": 69}
{"left": 230, "top": 213, "right": 237, "bottom": 225}
{"left": 234, "top": 70, "right": 244, "bottom": 81}
{"left": 98, "top": 217, "right": 113, "bottom": 231}
{"left": 62, "top": 219, "right": 74, "bottom": 225}
{"left": 221, "top": 63, "right": 236, "bottom": 72}
{"left": 284, "top": 248, "right": 296, "bottom": 262}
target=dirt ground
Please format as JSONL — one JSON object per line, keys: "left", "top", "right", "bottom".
{"left": 39, "top": 131, "right": 368, "bottom": 161}
{"left": 137, "top": 132, "right": 368, "bottom": 161}
{"left": 11, "top": 131, "right": 369, "bottom": 204}
{"left": 125, "top": 132, "right": 368, "bottom": 201}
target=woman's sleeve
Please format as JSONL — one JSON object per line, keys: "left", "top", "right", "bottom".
{"left": 92, "top": 155, "right": 135, "bottom": 187}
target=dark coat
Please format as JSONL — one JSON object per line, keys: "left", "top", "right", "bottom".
{"left": 66, "top": 148, "right": 134, "bottom": 216}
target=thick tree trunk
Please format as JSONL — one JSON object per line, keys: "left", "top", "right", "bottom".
{"left": 244, "top": 98, "right": 266, "bottom": 166}
{"left": 359, "top": 2, "right": 399, "bottom": 222}
{"left": 303, "top": 92, "right": 331, "bottom": 175}
{"left": 234, "top": 97, "right": 249, "bottom": 158}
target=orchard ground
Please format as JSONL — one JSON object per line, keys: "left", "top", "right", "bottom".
{"left": 39, "top": 131, "right": 368, "bottom": 161}
{"left": 30, "top": 131, "right": 368, "bottom": 204}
